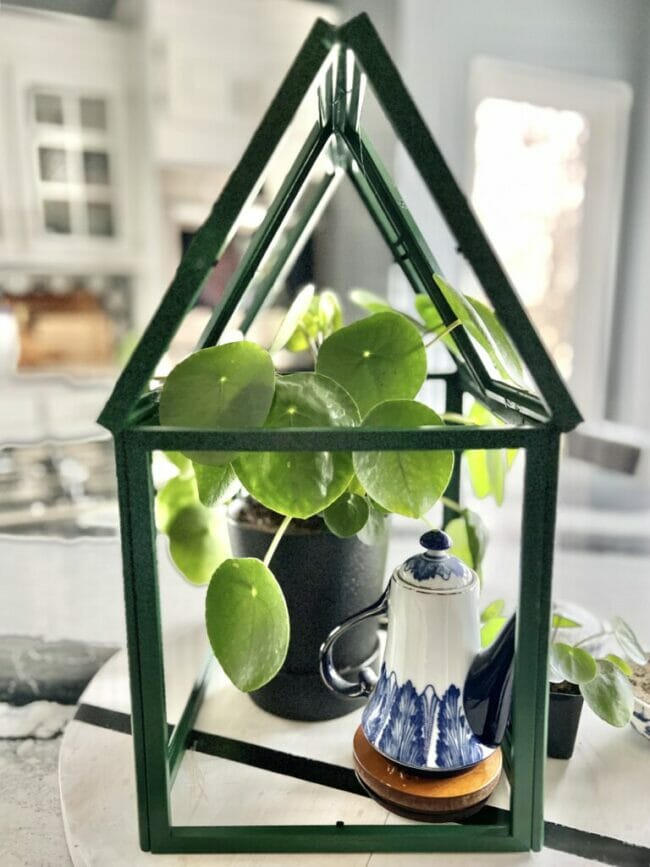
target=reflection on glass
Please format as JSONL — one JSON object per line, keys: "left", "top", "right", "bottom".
{"left": 38, "top": 147, "right": 68, "bottom": 182}
{"left": 43, "top": 199, "right": 71, "bottom": 233}
{"left": 80, "top": 97, "right": 107, "bottom": 130}
{"left": 471, "top": 98, "right": 588, "bottom": 378}
{"left": 87, "top": 202, "right": 113, "bottom": 236}
{"left": 83, "top": 151, "right": 110, "bottom": 185}
{"left": 34, "top": 93, "right": 64, "bottom": 125}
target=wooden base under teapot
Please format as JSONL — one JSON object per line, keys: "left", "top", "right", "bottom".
{"left": 352, "top": 726, "right": 502, "bottom": 822}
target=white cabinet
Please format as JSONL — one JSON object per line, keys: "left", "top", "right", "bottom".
{"left": 0, "top": 11, "right": 140, "bottom": 271}
{"left": 145, "top": 0, "right": 337, "bottom": 168}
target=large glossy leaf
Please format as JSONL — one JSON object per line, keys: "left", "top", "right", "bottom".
{"left": 316, "top": 312, "right": 427, "bottom": 417}
{"left": 551, "top": 643, "right": 597, "bottom": 685}
{"left": 612, "top": 616, "right": 647, "bottom": 665}
{"left": 580, "top": 659, "right": 634, "bottom": 727}
{"left": 167, "top": 504, "right": 230, "bottom": 585}
{"left": 235, "top": 373, "right": 358, "bottom": 519}
{"left": 205, "top": 557, "right": 289, "bottom": 691}
{"left": 465, "top": 295, "right": 523, "bottom": 380}
{"left": 353, "top": 400, "right": 454, "bottom": 518}
{"left": 192, "top": 461, "right": 239, "bottom": 507}
{"left": 155, "top": 474, "right": 198, "bottom": 534}
{"left": 322, "top": 492, "right": 368, "bottom": 538}
{"left": 159, "top": 342, "right": 275, "bottom": 466}
{"left": 269, "top": 284, "right": 314, "bottom": 352}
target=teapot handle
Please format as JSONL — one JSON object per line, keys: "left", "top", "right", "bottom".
{"left": 319, "top": 586, "right": 389, "bottom": 699}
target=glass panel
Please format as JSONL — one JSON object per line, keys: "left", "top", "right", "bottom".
{"left": 43, "top": 199, "right": 71, "bottom": 233}
{"left": 38, "top": 147, "right": 68, "bottom": 182}
{"left": 34, "top": 93, "right": 64, "bottom": 125}
{"left": 87, "top": 202, "right": 114, "bottom": 236}
{"left": 80, "top": 97, "right": 107, "bottom": 130}
{"left": 83, "top": 150, "right": 110, "bottom": 185}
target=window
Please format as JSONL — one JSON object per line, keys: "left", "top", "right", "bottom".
{"left": 30, "top": 89, "right": 117, "bottom": 238}
{"left": 464, "top": 58, "right": 632, "bottom": 418}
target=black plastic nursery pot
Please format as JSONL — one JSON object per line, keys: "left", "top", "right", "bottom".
{"left": 227, "top": 497, "right": 389, "bottom": 721}
{"left": 547, "top": 682, "right": 584, "bottom": 759}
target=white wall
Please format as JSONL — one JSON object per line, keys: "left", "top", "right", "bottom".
{"left": 394, "top": 0, "right": 650, "bottom": 428}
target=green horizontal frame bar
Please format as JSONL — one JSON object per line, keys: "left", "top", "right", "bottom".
{"left": 128, "top": 424, "right": 543, "bottom": 452}
{"left": 154, "top": 822, "right": 521, "bottom": 855}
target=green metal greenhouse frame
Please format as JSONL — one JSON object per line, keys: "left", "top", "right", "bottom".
{"left": 98, "top": 13, "right": 581, "bottom": 855}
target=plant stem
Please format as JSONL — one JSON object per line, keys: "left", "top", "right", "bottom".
{"left": 424, "top": 319, "right": 462, "bottom": 348}
{"left": 441, "top": 496, "right": 463, "bottom": 514}
{"left": 574, "top": 629, "right": 610, "bottom": 649}
{"left": 263, "top": 515, "right": 292, "bottom": 568}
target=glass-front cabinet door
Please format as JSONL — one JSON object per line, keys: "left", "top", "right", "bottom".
{"left": 30, "top": 89, "right": 117, "bottom": 240}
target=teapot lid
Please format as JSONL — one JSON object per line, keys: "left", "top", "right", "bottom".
{"left": 395, "top": 530, "right": 476, "bottom": 592}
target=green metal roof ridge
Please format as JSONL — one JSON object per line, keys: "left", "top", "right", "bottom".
{"left": 99, "top": 12, "right": 581, "bottom": 434}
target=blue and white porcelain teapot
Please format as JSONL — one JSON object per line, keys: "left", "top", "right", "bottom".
{"left": 320, "top": 529, "right": 515, "bottom": 773}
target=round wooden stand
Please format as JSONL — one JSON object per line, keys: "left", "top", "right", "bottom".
{"left": 352, "top": 726, "right": 502, "bottom": 822}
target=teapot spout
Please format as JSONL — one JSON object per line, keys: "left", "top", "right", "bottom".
{"left": 464, "top": 614, "right": 516, "bottom": 748}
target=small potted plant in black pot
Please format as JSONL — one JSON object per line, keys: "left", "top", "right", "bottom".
{"left": 547, "top": 612, "right": 647, "bottom": 759}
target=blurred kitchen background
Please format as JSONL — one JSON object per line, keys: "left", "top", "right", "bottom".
{"left": 0, "top": 2, "right": 649, "bottom": 856}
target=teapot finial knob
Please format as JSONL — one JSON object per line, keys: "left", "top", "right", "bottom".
{"left": 419, "top": 529, "right": 451, "bottom": 552}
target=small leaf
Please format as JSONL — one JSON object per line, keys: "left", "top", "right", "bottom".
{"left": 235, "top": 373, "right": 358, "bottom": 519}
{"left": 192, "top": 462, "right": 239, "bottom": 507}
{"left": 155, "top": 474, "right": 198, "bottom": 534}
{"left": 481, "top": 616, "right": 507, "bottom": 648}
{"left": 580, "top": 659, "right": 634, "bottom": 727}
{"left": 552, "top": 614, "right": 582, "bottom": 629}
{"left": 349, "top": 288, "right": 394, "bottom": 316}
{"left": 551, "top": 643, "right": 598, "bottom": 685}
{"left": 357, "top": 501, "right": 388, "bottom": 546}
{"left": 318, "top": 289, "right": 343, "bottom": 334}
{"left": 465, "top": 295, "right": 524, "bottom": 380}
{"left": 270, "top": 284, "right": 315, "bottom": 352}
{"left": 205, "top": 558, "right": 290, "bottom": 692}
{"left": 164, "top": 451, "right": 193, "bottom": 477}
{"left": 612, "top": 616, "right": 647, "bottom": 665}
{"left": 159, "top": 342, "right": 275, "bottom": 466}
{"left": 353, "top": 400, "right": 454, "bottom": 518}
{"left": 323, "top": 492, "right": 369, "bottom": 538}
{"left": 444, "top": 516, "right": 473, "bottom": 569}
{"left": 605, "top": 654, "right": 633, "bottom": 677}
{"left": 347, "top": 474, "right": 365, "bottom": 496}
{"left": 481, "top": 599, "right": 505, "bottom": 623}
{"left": 167, "top": 504, "right": 230, "bottom": 585}
{"left": 463, "top": 508, "right": 488, "bottom": 573}
{"left": 316, "top": 312, "right": 427, "bottom": 417}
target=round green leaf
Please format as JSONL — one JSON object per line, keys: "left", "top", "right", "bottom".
{"left": 192, "top": 461, "right": 239, "bottom": 507}
{"left": 322, "top": 492, "right": 369, "bottom": 538}
{"left": 318, "top": 289, "right": 343, "bottom": 333}
{"left": 270, "top": 284, "right": 315, "bottom": 352}
{"left": 551, "top": 643, "right": 598, "bottom": 685}
{"left": 155, "top": 474, "right": 198, "bottom": 534}
{"left": 164, "top": 451, "right": 193, "bottom": 478}
{"left": 353, "top": 400, "right": 454, "bottom": 518}
{"left": 159, "top": 342, "right": 275, "bottom": 466}
{"left": 612, "top": 616, "right": 647, "bottom": 665}
{"left": 580, "top": 659, "right": 634, "bottom": 727}
{"left": 316, "top": 312, "right": 427, "bottom": 417}
{"left": 205, "top": 557, "right": 290, "bottom": 692}
{"left": 357, "top": 501, "right": 388, "bottom": 546}
{"left": 235, "top": 373, "right": 358, "bottom": 519}
{"left": 605, "top": 654, "right": 633, "bottom": 677}
{"left": 444, "top": 516, "right": 474, "bottom": 569}
{"left": 465, "top": 295, "right": 523, "bottom": 380}
{"left": 167, "top": 504, "right": 230, "bottom": 585}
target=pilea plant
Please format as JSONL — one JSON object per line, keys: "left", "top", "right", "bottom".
{"left": 155, "top": 276, "right": 521, "bottom": 693}
{"left": 481, "top": 601, "right": 647, "bottom": 727}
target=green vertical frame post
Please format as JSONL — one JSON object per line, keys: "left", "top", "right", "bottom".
{"left": 116, "top": 434, "right": 171, "bottom": 850}
{"left": 443, "top": 372, "right": 464, "bottom": 527}
{"left": 510, "top": 430, "right": 560, "bottom": 849}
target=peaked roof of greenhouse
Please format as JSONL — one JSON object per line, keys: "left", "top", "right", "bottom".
{"left": 98, "top": 13, "right": 581, "bottom": 434}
